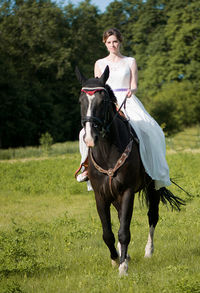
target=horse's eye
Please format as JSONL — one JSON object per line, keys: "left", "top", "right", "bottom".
{"left": 93, "top": 123, "right": 98, "bottom": 128}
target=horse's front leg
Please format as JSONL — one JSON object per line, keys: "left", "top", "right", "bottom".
{"left": 118, "top": 189, "right": 134, "bottom": 276}
{"left": 95, "top": 193, "right": 118, "bottom": 265}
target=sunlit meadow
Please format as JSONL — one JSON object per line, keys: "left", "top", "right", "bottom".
{"left": 0, "top": 136, "right": 200, "bottom": 292}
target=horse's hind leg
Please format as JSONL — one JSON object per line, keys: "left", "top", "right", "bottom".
{"left": 145, "top": 182, "right": 160, "bottom": 258}
{"left": 118, "top": 189, "right": 134, "bottom": 276}
{"left": 95, "top": 194, "right": 118, "bottom": 264}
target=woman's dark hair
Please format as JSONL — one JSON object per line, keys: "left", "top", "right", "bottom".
{"left": 102, "top": 28, "right": 123, "bottom": 43}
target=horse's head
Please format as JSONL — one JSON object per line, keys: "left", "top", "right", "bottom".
{"left": 76, "top": 66, "right": 116, "bottom": 147}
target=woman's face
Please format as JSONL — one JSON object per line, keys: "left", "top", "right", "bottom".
{"left": 105, "top": 35, "right": 120, "bottom": 54}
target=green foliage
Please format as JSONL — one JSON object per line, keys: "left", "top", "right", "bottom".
{"left": 165, "top": 1, "right": 200, "bottom": 82}
{"left": 39, "top": 132, "right": 53, "bottom": 152}
{"left": 0, "top": 226, "right": 40, "bottom": 275}
{"left": 1, "top": 281, "right": 24, "bottom": 293}
{"left": 0, "top": 0, "right": 76, "bottom": 148}
{"left": 151, "top": 81, "right": 200, "bottom": 134}
{"left": 0, "top": 0, "right": 200, "bottom": 148}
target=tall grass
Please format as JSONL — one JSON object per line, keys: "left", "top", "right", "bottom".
{"left": 0, "top": 147, "right": 200, "bottom": 292}
{"left": 1, "top": 126, "right": 200, "bottom": 161}
{"left": 0, "top": 141, "right": 79, "bottom": 160}
{"left": 166, "top": 125, "right": 200, "bottom": 150}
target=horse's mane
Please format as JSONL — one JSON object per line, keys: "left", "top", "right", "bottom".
{"left": 105, "top": 84, "right": 118, "bottom": 114}
{"left": 105, "top": 84, "right": 117, "bottom": 104}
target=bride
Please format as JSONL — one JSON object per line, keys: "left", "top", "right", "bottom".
{"left": 77, "top": 27, "right": 171, "bottom": 190}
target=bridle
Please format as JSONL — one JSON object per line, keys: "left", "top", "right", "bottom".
{"left": 80, "top": 86, "right": 132, "bottom": 196}
{"left": 81, "top": 86, "right": 111, "bottom": 137}
{"left": 81, "top": 86, "right": 128, "bottom": 137}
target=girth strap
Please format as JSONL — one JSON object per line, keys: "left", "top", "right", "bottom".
{"left": 89, "top": 140, "right": 133, "bottom": 196}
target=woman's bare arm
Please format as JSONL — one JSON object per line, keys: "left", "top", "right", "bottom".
{"left": 129, "top": 58, "right": 138, "bottom": 95}
{"left": 94, "top": 61, "right": 102, "bottom": 78}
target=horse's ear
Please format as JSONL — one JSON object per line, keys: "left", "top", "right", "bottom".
{"left": 99, "top": 65, "right": 109, "bottom": 85}
{"left": 75, "top": 66, "right": 87, "bottom": 85}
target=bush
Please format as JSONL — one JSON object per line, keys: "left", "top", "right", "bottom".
{"left": 150, "top": 81, "right": 200, "bottom": 135}
{"left": 39, "top": 132, "right": 53, "bottom": 152}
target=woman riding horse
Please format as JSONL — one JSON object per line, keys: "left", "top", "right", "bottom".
{"left": 75, "top": 63, "right": 184, "bottom": 276}
{"left": 77, "top": 28, "right": 171, "bottom": 192}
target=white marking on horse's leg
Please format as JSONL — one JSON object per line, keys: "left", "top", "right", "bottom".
{"left": 117, "top": 242, "right": 131, "bottom": 261}
{"left": 119, "top": 259, "right": 128, "bottom": 277}
{"left": 145, "top": 225, "right": 155, "bottom": 258}
{"left": 84, "top": 94, "right": 95, "bottom": 147}
{"left": 117, "top": 242, "right": 121, "bottom": 257}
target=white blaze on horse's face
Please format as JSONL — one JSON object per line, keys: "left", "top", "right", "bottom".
{"left": 84, "top": 93, "right": 95, "bottom": 147}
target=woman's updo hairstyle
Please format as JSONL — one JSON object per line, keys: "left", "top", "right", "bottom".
{"left": 102, "top": 28, "right": 123, "bottom": 43}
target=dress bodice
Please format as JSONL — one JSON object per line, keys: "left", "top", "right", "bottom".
{"left": 96, "top": 57, "right": 135, "bottom": 90}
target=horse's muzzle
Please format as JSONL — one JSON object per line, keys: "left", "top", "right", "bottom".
{"left": 84, "top": 137, "right": 95, "bottom": 147}
{"left": 83, "top": 124, "right": 96, "bottom": 147}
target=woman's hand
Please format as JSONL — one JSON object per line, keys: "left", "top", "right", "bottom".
{"left": 126, "top": 88, "right": 137, "bottom": 98}
{"left": 126, "top": 89, "right": 132, "bottom": 98}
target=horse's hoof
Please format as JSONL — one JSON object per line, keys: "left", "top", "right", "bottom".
{"left": 119, "top": 260, "right": 128, "bottom": 277}
{"left": 111, "top": 258, "right": 119, "bottom": 268}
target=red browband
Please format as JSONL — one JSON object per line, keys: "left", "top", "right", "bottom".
{"left": 81, "top": 87, "right": 106, "bottom": 96}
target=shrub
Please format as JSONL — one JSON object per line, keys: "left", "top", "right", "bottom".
{"left": 39, "top": 132, "right": 53, "bottom": 152}
{"left": 150, "top": 81, "right": 200, "bottom": 135}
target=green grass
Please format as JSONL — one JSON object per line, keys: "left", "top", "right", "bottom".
{"left": 166, "top": 125, "right": 200, "bottom": 151}
{"left": 0, "top": 125, "right": 199, "bottom": 161}
{"left": 0, "top": 149, "right": 200, "bottom": 292}
{"left": 0, "top": 141, "right": 79, "bottom": 160}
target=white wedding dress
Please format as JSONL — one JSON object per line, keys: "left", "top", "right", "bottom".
{"left": 79, "top": 56, "right": 171, "bottom": 190}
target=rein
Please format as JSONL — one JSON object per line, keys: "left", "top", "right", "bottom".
{"left": 89, "top": 140, "right": 133, "bottom": 196}
{"left": 105, "top": 94, "right": 128, "bottom": 134}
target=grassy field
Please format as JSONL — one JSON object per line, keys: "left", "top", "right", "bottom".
{"left": 166, "top": 126, "right": 200, "bottom": 151}
{"left": 0, "top": 142, "right": 200, "bottom": 292}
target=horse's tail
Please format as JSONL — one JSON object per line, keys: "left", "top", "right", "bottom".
{"left": 140, "top": 179, "right": 186, "bottom": 211}
{"left": 158, "top": 187, "right": 185, "bottom": 211}
{"left": 140, "top": 178, "right": 189, "bottom": 211}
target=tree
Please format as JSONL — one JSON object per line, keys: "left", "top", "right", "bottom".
{"left": 0, "top": 0, "right": 71, "bottom": 147}
{"left": 0, "top": 0, "right": 200, "bottom": 147}
{"left": 164, "top": 1, "right": 200, "bottom": 83}
{"left": 151, "top": 81, "right": 200, "bottom": 134}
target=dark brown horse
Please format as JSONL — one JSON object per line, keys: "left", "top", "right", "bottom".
{"left": 76, "top": 66, "right": 184, "bottom": 276}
